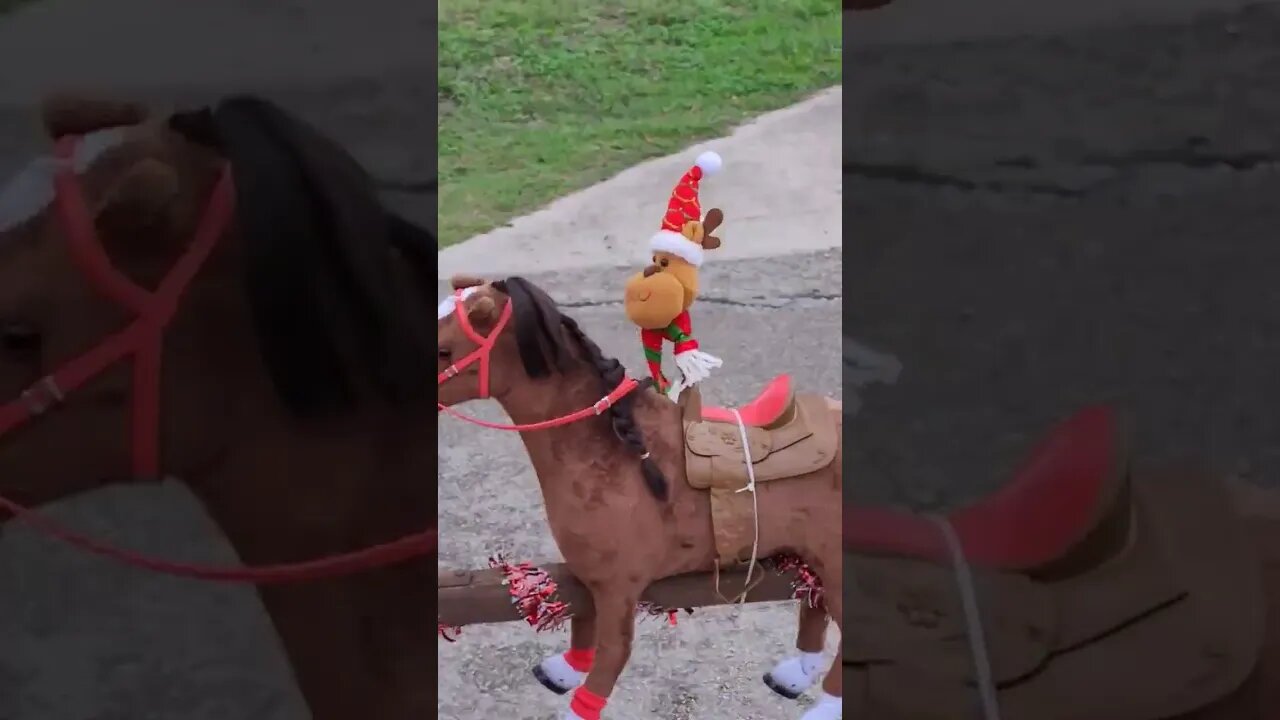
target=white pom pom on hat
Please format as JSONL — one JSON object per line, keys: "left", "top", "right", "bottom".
{"left": 695, "top": 151, "right": 722, "bottom": 177}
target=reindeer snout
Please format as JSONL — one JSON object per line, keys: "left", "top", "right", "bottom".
{"left": 643, "top": 264, "right": 661, "bottom": 278}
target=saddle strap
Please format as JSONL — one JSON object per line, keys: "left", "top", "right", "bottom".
{"left": 927, "top": 514, "right": 1002, "bottom": 720}
{"left": 728, "top": 408, "right": 762, "bottom": 599}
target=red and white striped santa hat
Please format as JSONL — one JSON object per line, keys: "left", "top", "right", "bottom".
{"left": 648, "top": 151, "right": 722, "bottom": 267}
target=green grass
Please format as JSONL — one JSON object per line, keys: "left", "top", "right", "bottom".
{"left": 438, "top": 0, "right": 841, "bottom": 247}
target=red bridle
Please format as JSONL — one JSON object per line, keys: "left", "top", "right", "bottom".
{"left": 437, "top": 287, "right": 641, "bottom": 431}
{"left": 0, "top": 135, "right": 235, "bottom": 476}
{"left": 437, "top": 287, "right": 513, "bottom": 399}
{"left": 0, "top": 133, "right": 435, "bottom": 583}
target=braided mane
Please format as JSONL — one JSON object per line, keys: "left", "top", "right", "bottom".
{"left": 491, "top": 277, "right": 668, "bottom": 502}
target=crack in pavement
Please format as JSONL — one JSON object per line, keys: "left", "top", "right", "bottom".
{"left": 560, "top": 292, "right": 842, "bottom": 310}
{"left": 845, "top": 161, "right": 1087, "bottom": 197}
{"left": 1080, "top": 146, "right": 1280, "bottom": 171}
{"left": 845, "top": 142, "right": 1280, "bottom": 197}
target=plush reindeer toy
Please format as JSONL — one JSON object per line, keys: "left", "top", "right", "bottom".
{"left": 623, "top": 151, "right": 725, "bottom": 400}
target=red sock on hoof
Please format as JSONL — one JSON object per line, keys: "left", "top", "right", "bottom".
{"left": 564, "top": 648, "right": 596, "bottom": 673}
{"left": 569, "top": 687, "right": 608, "bottom": 720}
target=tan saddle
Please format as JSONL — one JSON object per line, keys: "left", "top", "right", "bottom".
{"left": 844, "top": 407, "right": 1265, "bottom": 720}
{"left": 680, "top": 374, "right": 839, "bottom": 565}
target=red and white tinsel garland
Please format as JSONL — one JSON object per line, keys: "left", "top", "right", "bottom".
{"left": 438, "top": 621, "right": 462, "bottom": 642}
{"left": 489, "top": 556, "right": 573, "bottom": 632}
{"left": 490, "top": 555, "right": 696, "bottom": 630}
{"left": 767, "top": 553, "right": 826, "bottom": 610}
{"left": 438, "top": 554, "right": 823, "bottom": 641}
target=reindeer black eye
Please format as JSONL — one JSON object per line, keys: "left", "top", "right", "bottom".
{"left": 0, "top": 322, "right": 40, "bottom": 354}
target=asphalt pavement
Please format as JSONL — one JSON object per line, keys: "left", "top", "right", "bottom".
{"left": 848, "top": 1, "right": 1280, "bottom": 510}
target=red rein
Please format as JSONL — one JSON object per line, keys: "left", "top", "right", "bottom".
{"left": 0, "top": 135, "right": 435, "bottom": 583}
{"left": 437, "top": 287, "right": 640, "bottom": 431}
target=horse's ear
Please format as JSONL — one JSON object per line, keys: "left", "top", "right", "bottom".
{"left": 93, "top": 158, "right": 182, "bottom": 255}
{"left": 41, "top": 93, "right": 147, "bottom": 139}
{"left": 451, "top": 274, "right": 486, "bottom": 291}
{"left": 466, "top": 294, "right": 498, "bottom": 326}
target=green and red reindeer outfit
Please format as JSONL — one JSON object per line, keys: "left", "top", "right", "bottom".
{"left": 641, "top": 311, "right": 701, "bottom": 394}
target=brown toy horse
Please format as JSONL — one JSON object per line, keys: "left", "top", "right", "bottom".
{"left": 0, "top": 94, "right": 438, "bottom": 719}
{"left": 840, "top": 404, "right": 1280, "bottom": 719}
{"left": 836, "top": 476, "right": 1280, "bottom": 720}
{"left": 437, "top": 275, "right": 844, "bottom": 720}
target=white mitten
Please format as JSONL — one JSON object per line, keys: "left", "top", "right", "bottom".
{"left": 665, "top": 376, "right": 687, "bottom": 402}
{"left": 674, "top": 348, "right": 722, "bottom": 387}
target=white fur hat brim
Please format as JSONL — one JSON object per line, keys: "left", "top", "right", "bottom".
{"left": 649, "top": 229, "right": 705, "bottom": 267}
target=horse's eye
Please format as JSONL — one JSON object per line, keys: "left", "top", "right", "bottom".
{"left": 438, "top": 346, "right": 452, "bottom": 360}
{"left": 659, "top": 258, "right": 669, "bottom": 267}
{"left": 0, "top": 322, "right": 40, "bottom": 354}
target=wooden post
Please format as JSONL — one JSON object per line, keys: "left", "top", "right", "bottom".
{"left": 440, "top": 563, "right": 801, "bottom": 627}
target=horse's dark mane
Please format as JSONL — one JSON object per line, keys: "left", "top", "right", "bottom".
{"left": 492, "top": 277, "right": 669, "bottom": 502}
{"left": 170, "top": 96, "right": 436, "bottom": 417}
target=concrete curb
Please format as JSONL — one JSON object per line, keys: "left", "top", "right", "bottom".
{"left": 438, "top": 87, "right": 843, "bottom": 278}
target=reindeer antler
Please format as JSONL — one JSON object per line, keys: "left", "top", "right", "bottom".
{"left": 701, "top": 208, "right": 724, "bottom": 250}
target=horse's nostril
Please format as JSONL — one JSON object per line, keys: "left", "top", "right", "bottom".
{"left": 0, "top": 322, "right": 41, "bottom": 354}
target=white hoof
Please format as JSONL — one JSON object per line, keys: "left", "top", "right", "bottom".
{"left": 562, "top": 710, "right": 587, "bottom": 720}
{"left": 800, "top": 692, "right": 842, "bottom": 720}
{"left": 763, "top": 653, "right": 822, "bottom": 699}
{"left": 533, "top": 653, "right": 584, "bottom": 695}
